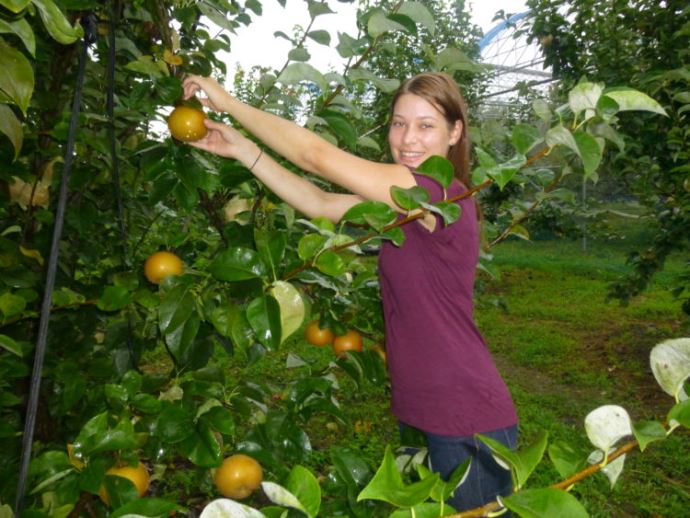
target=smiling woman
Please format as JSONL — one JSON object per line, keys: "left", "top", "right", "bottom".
{"left": 178, "top": 69, "right": 519, "bottom": 512}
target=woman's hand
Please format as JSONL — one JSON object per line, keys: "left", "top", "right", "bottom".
{"left": 188, "top": 119, "right": 259, "bottom": 165}
{"left": 182, "top": 75, "right": 232, "bottom": 113}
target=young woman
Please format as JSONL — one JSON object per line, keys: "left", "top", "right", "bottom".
{"left": 182, "top": 72, "right": 518, "bottom": 512}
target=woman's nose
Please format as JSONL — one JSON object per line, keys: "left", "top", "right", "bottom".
{"left": 402, "top": 126, "right": 417, "bottom": 144}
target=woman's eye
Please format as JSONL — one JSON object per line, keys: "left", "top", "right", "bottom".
{"left": 392, "top": 121, "right": 405, "bottom": 127}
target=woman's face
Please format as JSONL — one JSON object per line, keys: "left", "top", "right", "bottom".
{"left": 388, "top": 93, "right": 462, "bottom": 169}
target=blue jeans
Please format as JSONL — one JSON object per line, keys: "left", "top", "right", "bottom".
{"left": 400, "top": 423, "right": 518, "bottom": 513}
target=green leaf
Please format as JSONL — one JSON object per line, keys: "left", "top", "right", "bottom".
{"left": 286, "top": 465, "right": 321, "bottom": 518}
{"left": 416, "top": 155, "right": 454, "bottom": 188}
{"left": 76, "top": 413, "right": 138, "bottom": 456}
{"left": 546, "top": 125, "right": 580, "bottom": 158}
{"left": 548, "top": 441, "right": 587, "bottom": 479}
{"left": 210, "top": 247, "right": 267, "bottom": 281}
{"left": 269, "top": 281, "right": 306, "bottom": 344}
{"left": 348, "top": 68, "right": 400, "bottom": 93}
{"left": 278, "top": 63, "right": 328, "bottom": 93}
{"left": 195, "top": 499, "right": 266, "bottom": 518}
{"left": 1, "top": 0, "right": 32, "bottom": 13}
{"left": 336, "top": 32, "right": 366, "bottom": 58}
{"left": 0, "top": 17, "right": 35, "bottom": 56}
{"left": 584, "top": 405, "right": 632, "bottom": 454}
{"left": 398, "top": 1, "right": 435, "bottom": 35}
{"left": 389, "top": 503, "right": 457, "bottom": 518}
{"left": 357, "top": 445, "right": 439, "bottom": 507}
{"left": 367, "top": 11, "right": 411, "bottom": 38}
{"left": 314, "top": 250, "right": 347, "bottom": 277}
{"left": 568, "top": 81, "right": 604, "bottom": 114}
{"left": 179, "top": 419, "right": 223, "bottom": 467}
{"left": 390, "top": 185, "right": 430, "bottom": 210}
{"left": 341, "top": 201, "right": 397, "bottom": 230}
{"left": 308, "top": 0, "right": 334, "bottom": 17}
{"left": 425, "top": 201, "right": 461, "bottom": 226}
{"left": 156, "top": 401, "right": 194, "bottom": 444}
{"left": 164, "top": 313, "right": 202, "bottom": 366}
{"left": 503, "top": 488, "right": 589, "bottom": 518}
{"left": 668, "top": 399, "right": 690, "bottom": 428}
{"left": 573, "top": 131, "right": 603, "bottom": 177}
{"left": 97, "top": 285, "right": 131, "bottom": 311}
{"left": 602, "top": 88, "right": 667, "bottom": 116}
{"left": 0, "top": 36, "right": 34, "bottom": 114}
{"left": 32, "top": 0, "right": 84, "bottom": 44}
{"left": 255, "top": 228, "right": 286, "bottom": 277}
{"left": 298, "top": 234, "right": 328, "bottom": 261}
{"left": 331, "top": 447, "right": 372, "bottom": 491}
{"left": 435, "top": 47, "right": 479, "bottom": 73}
{"left": 262, "top": 481, "right": 307, "bottom": 513}
{"left": 0, "top": 333, "right": 22, "bottom": 357}
{"left": 632, "top": 420, "right": 667, "bottom": 452}
{"left": 158, "top": 287, "right": 195, "bottom": 334}
{"left": 246, "top": 295, "right": 281, "bottom": 350}
{"left": 0, "top": 291, "right": 27, "bottom": 319}
{"left": 125, "top": 55, "right": 168, "bottom": 78}
{"left": 321, "top": 110, "right": 357, "bottom": 149}
{"left": 288, "top": 46, "right": 310, "bottom": 62}
{"left": 0, "top": 104, "right": 23, "bottom": 160}
{"left": 650, "top": 338, "right": 690, "bottom": 400}
{"left": 477, "top": 430, "right": 548, "bottom": 490}
{"left": 533, "top": 98, "right": 552, "bottom": 123}
{"left": 485, "top": 155, "right": 527, "bottom": 190}
{"left": 110, "top": 498, "right": 184, "bottom": 518}
{"left": 307, "top": 29, "right": 330, "bottom": 45}
{"left": 511, "top": 123, "right": 543, "bottom": 154}
{"left": 381, "top": 227, "right": 405, "bottom": 246}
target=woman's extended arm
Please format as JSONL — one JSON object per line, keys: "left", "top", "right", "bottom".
{"left": 182, "top": 75, "right": 417, "bottom": 209}
{"left": 189, "top": 119, "right": 363, "bottom": 222}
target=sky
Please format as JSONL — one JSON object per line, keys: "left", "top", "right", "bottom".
{"left": 222, "top": 0, "right": 527, "bottom": 74}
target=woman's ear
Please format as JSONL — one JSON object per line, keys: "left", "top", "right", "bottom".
{"left": 449, "top": 120, "right": 463, "bottom": 146}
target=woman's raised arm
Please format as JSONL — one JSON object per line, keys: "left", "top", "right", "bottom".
{"left": 188, "top": 118, "right": 363, "bottom": 223}
{"left": 182, "top": 75, "right": 416, "bottom": 210}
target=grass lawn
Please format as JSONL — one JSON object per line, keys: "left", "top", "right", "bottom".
{"left": 475, "top": 232, "right": 690, "bottom": 517}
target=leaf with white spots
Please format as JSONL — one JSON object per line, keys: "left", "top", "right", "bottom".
{"left": 584, "top": 405, "right": 632, "bottom": 454}
{"left": 650, "top": 338, "right": 690, "bottom": 401}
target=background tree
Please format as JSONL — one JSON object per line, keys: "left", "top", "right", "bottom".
{"left": 522, "top": 0, "right": 690, "bottom": 315}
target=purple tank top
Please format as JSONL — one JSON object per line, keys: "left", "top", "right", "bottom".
{"left": 378, "top": 173, "right": 517, "bottom": 436}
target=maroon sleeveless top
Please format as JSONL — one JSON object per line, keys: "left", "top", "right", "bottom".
{"left": 378, "top": 173, "right": 517, "bottom": 436}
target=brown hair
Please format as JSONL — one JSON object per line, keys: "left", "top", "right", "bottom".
{"left": 391, "top": 72, "right": 472, "bottom": 188}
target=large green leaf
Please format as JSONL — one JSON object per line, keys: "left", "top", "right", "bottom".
{"left": 255, "top": 228, "right": 287, "bottom": 277}
{"left": 158, "top": 287, "right": 195, "bottom": 334}
{"left": 548, "top": 441, "right": 587, "bottom": 479}
{"left": 269, "top": 281, "right": 306, "bottom": 344}
{"left": 157, "top": 403, "right": 194, "bottom": 444}
{"left": 314, "top": 250, "right": 347, "bottom": 277}
{"left": 164, "top": 312, "right": 201, "bottom": 366}
{"left": 209, "top": 247, "right": 267, "bottom": 281}
{"left": 110, "top": 498, "right": 184, "bottom": 518}
{"left": 416, "top": 155, "right": 454, "bottom": 188}
{"left": 1, "top": 0, "right": 31, "bottom": 14}
{"left": 297, "top": 234, "right": 328, "bottom": 261}
{"left": 0, "top": 17, "right": 35, "bottom": 56}
{"left": 545, "top": 125, "right": 580, "bottom": 158}
{"left": 307, "top": 29, "right": 330, "bottom": 45}
{"left": 75, "top": 412, "right": 138, "bottom": 456}
{"left": 32, "top": 0, "right": 84, "bottom": 44}
{"left": 568, "top": 81, "right": 603, "bottom": 114}
{"left": 632, "top": 420, "right": 667, "bottom": 452}
{"left": 0, "top": 333, "right": 22, "bottom": 357}
{"left": 357, "top": 445, "right": 439, "bottom": 507}
{"left": 286, "top": 465, "right": 321, "bottom": 517}
{"left": 398, "top": 1, "right": 435, "bottom": 35}
{"left": 503, "top": 488, "right": 589, "bottom": 518}
{"left": 602, "top": 88, "right": 667, "bottom": 116}
{"left": 390, "top": 185, "right": 430, "bottom": 210}
{"left": 367, "top": 10, "right": 411, "bottom": 38}
{"left": 278, "top": 63, "right": 328, "bottom": 92}
{"left": 0, "top": 36, "right": 34, "bottom": 114}
{"left": 573, "top": 131, "right": 603, "bottom": 177}
{"left": 179, "top": 419, "right": 223, "bottom": 467}
{"left": 477, "top": 430, "right": 548, "bottom": 491}
{"left": 0, "top": 104, "right": 23, "bottom": 160}
{"left": 341, "top": 200, "right": 397, "bottom": 230}
{"left": 511, "top": 123, "right": 543, "bottom": 155}
{"left": 321, "top": 110, "right": 357, "bottom": 149}
{"left": 246, "top": 295, "right": 281, "bottom": 350}
{"left": 348, "top": 68, "right": 400, "bottom": 93}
